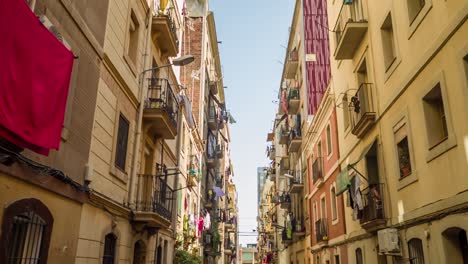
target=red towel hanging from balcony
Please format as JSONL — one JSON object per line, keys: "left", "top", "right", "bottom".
{"left": 0, "top": 0, "right": 74, "bottom": 155}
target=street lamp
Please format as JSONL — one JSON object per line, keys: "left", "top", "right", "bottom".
{"left": 140, "top": 54, "right": 195, "bottom": 76}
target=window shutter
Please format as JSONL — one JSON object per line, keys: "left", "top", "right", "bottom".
{"left": 115, "top": 115, "right": 129, "bottom": 170}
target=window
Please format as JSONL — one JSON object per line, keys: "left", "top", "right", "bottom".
{"left": 326, "top": 125, "right": 332, "bottom": 156}
{"left": 422, "top": 83, "right": 448, "bottom": 148}
{"left": 381, "top": 13, "right": 396, "bottom": 70}
{"left": 463, "top": 54, "right": 468, "bottom": 84}
{"left": 0, "top": 199, "right": 53, "bottom": 264}
{"left": 317, "top": 141, "right": 322, "bottom": 158}
{"left": 335, "top": 255, "right": 340, "bottom": 264}
{"left": 343, "top": 95, "right": 350, "bottom": 129}
{"left": 133, "top": 240, "right": 146, "bottom": 264}
{"left": 442, "top": 228, "right": 468, "bottom": 264}
{"left": 115, "top": 114, "right": 130, "bottom": 171}
{"left": 103, "top": 234, "right": 117, "bottom": 264}
{"left": 357, "top": 58, "right": 369, "bottom": 86}
{"left": 331, "top": 187, "right": 338, "bottom": 221}
{"left": 397, "top": 137, "right": 412, "bottom": 178}
{"left": 407, "top": 0, "right": 425, "bottom": 24}
{"left": 127, "top": 10, "right": 140, "bottom": 64}
{"left": 408, "top": 238, "right": 425, "bottom": 264}
{"left": 356, "top": 248, "right": 363, "bottom": 264}
{"left": 320, "top": 197, "right": 326, "bottom": 219}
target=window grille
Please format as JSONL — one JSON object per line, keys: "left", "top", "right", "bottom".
{"left": 7, "top": 211, "right": 46, "bottom": 264}
{"left": 408, "top": 238, "right": 425, "bottom": 264}
{"left": 103, "top": 234, "right": 117, "bottom": 264}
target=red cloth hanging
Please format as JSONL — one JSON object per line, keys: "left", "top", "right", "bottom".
{"left": 0, "top": 0, "right": 74, "bottom": 155}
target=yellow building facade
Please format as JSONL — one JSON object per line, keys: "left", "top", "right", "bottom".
{"left": 327, "top": 0, "right": 468, "bottom": 263}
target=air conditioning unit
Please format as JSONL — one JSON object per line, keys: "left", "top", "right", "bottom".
{"left": 378, "top": 228, "right": 401, "bottom": 255}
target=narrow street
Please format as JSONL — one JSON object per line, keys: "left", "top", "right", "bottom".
{"left": 0, "top": 0, "right": 467, "bottom": 264}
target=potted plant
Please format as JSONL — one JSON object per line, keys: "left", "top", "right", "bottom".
{"left": 398, "top": 144, "right": 412, "bottom": 177}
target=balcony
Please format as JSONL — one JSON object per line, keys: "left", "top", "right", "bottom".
{"left": 225, "top": 218, "right": 236, "bottom": 231}
{"left": 216, "top": 144, "right": 224, "bottom": 159}
{"left": 333, "top": 0, "right": 368, "bottom": 60}
{"left": 215, "top": 172, "right": 223, "bottom": 187}
{"left": 315, "top": 218, "right": 329, "bottom": 244}
{"left": 288, "top": 87, "right": 300, "bottom": 114}
{"left": 151, "top": 6, "right": 179, "bottom": 57}
{"left": 289, "top": 172, "right": 304, "bottom": 194}
{"left": 288, "top": 117, "right": 302, "bottom": 153}
{"left": 360, "top": 184, "right": 386, "bottom": 230}
{"left": 312, "top": 157, "right": 324, "bottom": 187}
{"left": 279, "top": 193, "right": 291, "bottom": 209}
{"left": 208, "top": 107, "right": 218, "bottom": 131}
{"left": 187, "top": 170, "right": 198, "bottom": 189}
{"left": 280, "top": 156, "right": 290, "bottom": 173}
{"left": 203, "top": 232, "right": 221, "bottom": 256}
{"left": 224, "top": 239, "right": 236, "bottom": 255}
{"left": 267, "top": 145, "right": 275, "bottom": 160}
{"left": 204, "top": 191, "right": 216, "bottom": 209}
{"left": 350, "top": 83, "right": 376, "bottom": 138}
{"left": 133, "top": 174, "right": 174, "bottom": 228}
{"left": 281, "top": 229, "right": 293, "bottom": 245}
{"left": 278, "top": 126, "right": 289, "bottom": 145}
{"left": 285, "top": 49, "right": 299, "bottom": 79}
{"left": 209, "top": 80, "right": 218, "bottom": 95}
{"left": 144, "top": 78, "right": 179, "bottom": 139}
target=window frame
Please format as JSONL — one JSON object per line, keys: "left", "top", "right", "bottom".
{"left": 124, "top": 8, "right": 141, "bottom": 76}
{"left": 406, "top": 0, "right": 432, "bottom": 39}
{"left": 326, "top": 123, "right": 333, "bottom": 159}
{"left": 420, "top": 73, "right": 456, "bottom": 163}
{"left": 103, "top": 233, "right": 117, "bottom": 264}
{"left": 330, "top": 184, "right": 339, "bottom": 224}
{"left": 0, "top": 199, "right": 54, "bottom": 263}
{"left": 355, "top": 247, "right": 364, "bottom": 264}
{"left": 115, "top": 113, "right": 130, "bottom": 172}
{"left": 408, "top": 238, "right": 425, "bottom": 264}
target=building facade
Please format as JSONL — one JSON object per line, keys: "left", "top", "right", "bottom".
{"left": 259, "top": 0, "right": 468, "bottom": 264}
{"left": 0, "top": 0, "right": 237, "bottom": 263}
{"left": 328, "top": 0, "right": 468, "bottom": 263}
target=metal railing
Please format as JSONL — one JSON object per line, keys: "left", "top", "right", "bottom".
{"left": 289, "top": 170, "right": 303, "bottom": 185}
{"left": 312, "top": 157, "right": 324, "bottom": 183}
{"left": 350, "top": 83, "right": 375, "bottom": 128}
{"left": 288, "top": 88, "right": 300, "bottom": 100}
{"left": 134, "top": 174, "right": 174, "bottom": 221}
{"left": 153, "top": 1, "right": 180, "bottom": 47}
{"left": 360, "top": 183, "right": 385, "bottom": 225}
{"left": 315, "top": 218, "right": 328, "bottom": 242}
{"left": 145, "top": 78, "right": 179, "bottom": 128}
{"left": 289, "top": 115, "right": 302, "bottom": 141}
{"left": 334, "top": 0, "right": 366, "bottom": 46}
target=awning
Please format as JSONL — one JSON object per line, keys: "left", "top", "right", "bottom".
{"left": 336, "top": 166, "right": 351, "bottom": 195}
{"left": 350, "top": 139, "right": 377, "bottom": 167}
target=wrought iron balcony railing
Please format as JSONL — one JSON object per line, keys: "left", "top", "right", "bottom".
{"left": 315, "top": 218, "right": 328, "bottom": 243}
{"left": 312, "top": 157, "right": 324, "bottom": 183}
{"left": 134, "top": 174, "right": 174, "bottom": 221}
{"left": 350, "top": 83, "right": 376, "bottom": 138}
{"left": 145, "top": 78, "right": 178, "bottom": 128}
{"left": 360, "top": 183, "right": 385, "bottom": 229}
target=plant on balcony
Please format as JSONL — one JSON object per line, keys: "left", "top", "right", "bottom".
{"left": 174, "top": 249, "right": 202, "bottom": 264}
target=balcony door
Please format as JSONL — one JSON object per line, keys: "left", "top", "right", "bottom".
{"left": 132, "top": 240, "right": 146, "bottom": 264}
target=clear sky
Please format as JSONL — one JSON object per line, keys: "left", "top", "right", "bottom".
{"left": 210, "top": 0, "right": 295, "bottom": 245}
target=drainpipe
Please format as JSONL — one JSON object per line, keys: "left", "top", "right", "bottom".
{"left": 128, "top": 0, "right": 154, "bottom": 205}
{"left": 172, "top": 103, "right": 183, "bottom": 240}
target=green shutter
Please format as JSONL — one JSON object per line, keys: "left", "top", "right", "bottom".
{"left": 336, "top": 166, "right": 351, "bottom": 195}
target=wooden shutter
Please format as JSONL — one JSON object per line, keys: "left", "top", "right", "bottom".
{"left": 115, "top": 114, "right": 129, "bottom": 170}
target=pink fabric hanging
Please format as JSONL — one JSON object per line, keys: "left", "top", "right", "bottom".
{"left": 197, "top": 216, "right": 204, "bottom": 237}
{"left": 0, "top": 0, "right": 74, "bottom": 155}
